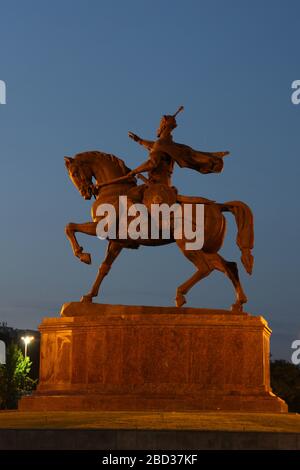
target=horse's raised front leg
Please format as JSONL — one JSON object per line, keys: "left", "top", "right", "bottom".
{"left": 81, "top": 241, "right": 123, "bottom": 303}
{"left": 65, "top": 222, "right": 97, "bottom": 264}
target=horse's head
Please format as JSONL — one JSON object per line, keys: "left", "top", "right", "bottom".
{"left": 65, "top": 151, "right": 135, "bottom": 200}
{"left": 64, "top": 156, "right": 94, "bottom": 200}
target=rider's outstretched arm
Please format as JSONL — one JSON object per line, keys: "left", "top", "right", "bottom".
{"left": 128, "top": 158, "right": 156, "bottom": 177}
{"left": 96, "top": 157, "right": 156, "bottom": 190}
{"left": 128, "top": 132, "right": 154, "bottom": 151}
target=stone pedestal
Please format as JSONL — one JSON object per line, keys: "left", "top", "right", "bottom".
{"left": 19, "top": 303, "right": 287, "bottom": 412}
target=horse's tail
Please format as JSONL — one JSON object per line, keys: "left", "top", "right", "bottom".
{"left": 220, "top": 201, "right": 254, "bottom": 274}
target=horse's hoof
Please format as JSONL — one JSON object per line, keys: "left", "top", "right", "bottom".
{"left": 80, "top": 294, "right": 93, "bottom": 303}
{"left": 176, "top": 293, "right": 186, "bottom": 308}
{"left": 231, "top": 303, "right": 243, "bottom": 312}
{"left": 79, "top": 252, "right": 91, "bottom": 264}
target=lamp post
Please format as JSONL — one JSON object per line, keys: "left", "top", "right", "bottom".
{"left": 21, "top": 336, "right": 34, "bottom": 358}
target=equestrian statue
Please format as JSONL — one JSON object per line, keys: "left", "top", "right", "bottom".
{"left": 64, "top": 107, "right": 254, "bottom": 311}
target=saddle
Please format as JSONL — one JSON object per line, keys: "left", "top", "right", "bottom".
{"left": 127, "top": 183, "right": 215, "bottom": 212}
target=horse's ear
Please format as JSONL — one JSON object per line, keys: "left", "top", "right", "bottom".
{"left": 64, "top": 156, "right": 73, "bottom": 167}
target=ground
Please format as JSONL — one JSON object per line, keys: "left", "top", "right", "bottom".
{"left": 0, "top": 411, "right": 299, "bottom": 433}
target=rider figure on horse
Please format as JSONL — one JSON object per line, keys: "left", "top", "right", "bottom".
{"left": 127, "top": 107, "right": 182, "bottom": 187}
{"left": 96, "top": 106, "right": 229, "bottom": 207}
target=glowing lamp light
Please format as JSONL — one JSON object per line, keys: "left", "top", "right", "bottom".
{"left": 21, "top": 335, "right": 34, "bottom": 358}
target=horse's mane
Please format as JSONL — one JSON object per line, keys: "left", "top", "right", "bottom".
{"left": 74, "top": 151, "right": 131, "bottom": 176}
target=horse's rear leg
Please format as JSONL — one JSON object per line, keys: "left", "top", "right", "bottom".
{"left": 225, "top": 260, "right": 248, "bottom": 311}
{"left": 205, "top": 253, "right": 248, "bottom": 311}
{"left": 65, "top": 222, "right": 97, "bottom": 264}
{"left": 176, "top": 265, "right": 213, "bottom": 307}
{"left": 175, "top": 239, "right": 247, "bottom": 310}
{"left": 81, "top": 241, "right": 123, "bottom": 303}
{"left": 175, "top": 240, "right": 213, "bottom": 307}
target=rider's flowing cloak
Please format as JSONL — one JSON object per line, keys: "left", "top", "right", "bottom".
{"left": 155, "top": 141, "right": 229, "bottom": 174}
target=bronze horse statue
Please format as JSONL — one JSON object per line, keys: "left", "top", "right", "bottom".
{"left": 64, "top": 150, "right": 254, "bottom": 311}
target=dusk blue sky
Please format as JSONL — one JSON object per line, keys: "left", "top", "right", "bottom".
{"left": 0, "top": 0, "right": 299, "bottom": 360}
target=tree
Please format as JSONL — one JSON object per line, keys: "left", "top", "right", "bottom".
{"left": 0, "top": 343, "right": 36, "bottom": 409}
{"left": 271, "top": 360, "right": 300, "bottom": 412}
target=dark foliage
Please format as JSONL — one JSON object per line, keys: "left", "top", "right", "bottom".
{"left": 0, "top": 343, "right": 36, "bottom": 409}
{"left": 271, "top": 360, "right": 300, "bottom": 412}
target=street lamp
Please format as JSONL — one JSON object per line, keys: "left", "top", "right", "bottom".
{"left": 21, "top": 336, "right": 34, "bottom": 358}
